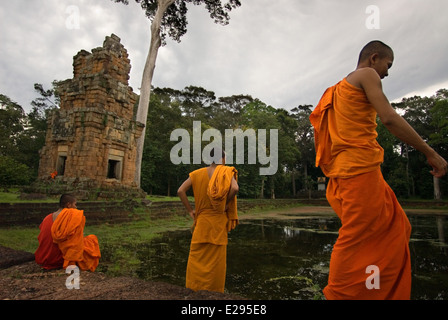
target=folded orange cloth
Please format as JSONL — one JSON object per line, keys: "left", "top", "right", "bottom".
{"left": 324, "top": 168, "right": 412, "bottom": 300}
{"left": 186, "top": 166, "right": 238, "bottom": 293}
{"left": 207, "top": 165, "right": 238, "bottom": 230}
{"left": 186, "top": 243, "right": 227, "bottom": 293}
{"left": 189, "top": 166, "right": 238, "bottom": 245}
{"left": 310, "top": 78, "right": 384, "bottom": 178}
{"left": 35, "top": 214, "right": 64, "bottom": 270}
{"left": 51, "top": 208, "right": 100, "bottom": 271}
{"left": 311, "top": 78, "right": 412, "bottom": 299}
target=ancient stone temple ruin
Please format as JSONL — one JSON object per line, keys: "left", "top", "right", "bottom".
{"left": 36, "top": 34, "right": 145, "bottom": 199}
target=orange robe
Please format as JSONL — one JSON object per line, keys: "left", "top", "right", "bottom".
{"left": 51, "top": 208, "right": 101, "bottom": 272}
{"left": 35, "top": 214, "right": 64, "bottom": 270}
{"left": 310, "top": 78, "right": 412, "bottom": 300}
{"left": 207, "top": 165, "right": 238, "bottom": 231}
{"left": 186, "top": 165, "right": 238, "bottom": 293}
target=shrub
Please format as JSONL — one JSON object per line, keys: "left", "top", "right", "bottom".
{"left": 0, "top": 156, "right": 33, "bottom": 186}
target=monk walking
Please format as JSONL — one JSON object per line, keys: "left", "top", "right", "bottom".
{"left": 178, "top": 149, "right": 239, "bottom": 293}
{"left": 35, "top": 194, "right": 101, "bottom": 272}
{"left": 310, "top": 40, "right": 447, "bottom": 300}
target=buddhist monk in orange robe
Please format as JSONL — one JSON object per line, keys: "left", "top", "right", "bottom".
{"left": 35, "top": 215, "right": 64, "bottom": 270}
{"left": 178, "top": 148, "right": 239, "bottom": 293}
{"left": 35, "top": 194, "right": 101, "bottom": 272}
{"left": 310, "top": 41, "right": 447, "bottom": 300}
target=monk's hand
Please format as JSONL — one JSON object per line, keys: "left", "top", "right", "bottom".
{"left": 227, "top": 219, "right": 237, "bottom": 232}
{"left": 189, "top": 210, "right": 195, "bottom": 219}
{"left": 427, "top": 151, "right": 448, "bottom": 178}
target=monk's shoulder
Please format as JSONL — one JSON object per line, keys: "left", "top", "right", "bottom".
{"left": 224, "top": 165, "right": 237, "bottom": 174}
{"left": 351, "top": 67, "right": 378, "bottom": 77}
{"left": 189, "top": 167, "right": 207, "bottom": 180}
{"left": 190, "top": 167, "right": 207, "bottom": 175}
{"left": 63, "top": 208, "right": 85, "bottom": 221}
{"left": 347, "top": 68, "right": 380, "bottom": 88}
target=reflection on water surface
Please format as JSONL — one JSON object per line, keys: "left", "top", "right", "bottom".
{"left": 105, "top": 213, "right": 448, "bottom": 300}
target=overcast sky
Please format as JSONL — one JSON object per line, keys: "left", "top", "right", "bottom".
{"left": 1, "top": 0, "right": 448, "bottom": 113}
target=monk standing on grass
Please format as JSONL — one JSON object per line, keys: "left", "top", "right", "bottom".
{"left": 35, "top": 194, "right": 101, "bottom": 272}
{"left": 178, "top": 148, "right": 239, "bottom": 293}
{"left": 310, "top": 40, "right": 447, "bottom": 300}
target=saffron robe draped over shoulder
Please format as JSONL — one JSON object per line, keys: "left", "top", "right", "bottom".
{"left": 310, "top": 78, "right": 412, "bottom": 300}
{"left": 186, "top": 165, "right": 238, "bottom": 293}
{"left": 51, "top": 208, "right": 101, "bottom": 272}
{"left": 310, "top": 78, "right": 384, "bottom": 178}
{"left": 207, "top": 165, "right": 239, "bottom": 231}
{"left": 35, "top": 214, "right": 64, "bottom": 270}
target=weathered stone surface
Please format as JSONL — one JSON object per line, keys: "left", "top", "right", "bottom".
{"left": 0, "top": 200, "right": 142, "bottom": 227}
{"left": 36, "top": 34, "right": 145, "bottom": 199}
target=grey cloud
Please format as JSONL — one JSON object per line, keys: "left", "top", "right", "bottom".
{"left": 1, "top": 0, "right": 447, "bottom": 112}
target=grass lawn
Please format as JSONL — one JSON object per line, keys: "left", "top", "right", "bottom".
{"left": 0, "top": 205, "right": 194, "bottom": 276}
{"left": 0, "top": 190, "right": 192, "bottom": 203}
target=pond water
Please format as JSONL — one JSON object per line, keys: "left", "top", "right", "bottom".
{"left": 115, "top": 213, "right": 448, "bottom": 300}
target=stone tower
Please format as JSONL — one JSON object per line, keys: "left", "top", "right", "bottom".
{"left": 36, "top": 34, "right": 145, "bottom": 199}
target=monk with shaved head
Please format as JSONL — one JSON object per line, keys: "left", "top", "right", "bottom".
{"left": 310, "top": 40, "right": 447, "bottom": 300}
{"left": 35, "top": 194, "right": 101, "bottom": 272}
{"left": 178, "top": 148, "right": 239, "bottom": 293}
{"left": 357, "top": 40, "right": 394, "bottom": 68}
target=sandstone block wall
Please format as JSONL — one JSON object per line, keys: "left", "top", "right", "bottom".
{"left": 37, "top": 34, "right": 145, "bottom": 197}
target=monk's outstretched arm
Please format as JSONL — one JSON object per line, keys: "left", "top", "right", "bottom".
{"left": 360, "top": 68, "right": 447, "bottom": 178}
{"left": 177, "top": 178, "right": 195, "bottom": 219}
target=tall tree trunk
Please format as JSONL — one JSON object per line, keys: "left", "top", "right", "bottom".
{"left": 404, "top": 144, "right": 411, "bottom": 198}
{"left": 291, "top": 170, "right": 296, "bottom": 197}
{"left": 260, "top": 177, "right": 264, "bottom": 199}
{"left": 134, "top": 0, "right": 175, "bottom": 187}
{"left": 303, "top": 163, "right": 308, "bottom": 191}
{"left": 434, "top": 176, "right": 441, "bottom": 200}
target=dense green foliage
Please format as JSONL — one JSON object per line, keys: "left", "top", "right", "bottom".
{"left": 376, "top": 89, "right": 448, "bottom": 199}
{"left": 112, "top": 0, "right": 241, "bottom": 45}
{"left": 1, "top": 85, "right": 446, "bottom": 199}
{"left": 0, "top": 89, "right": 55, "bottom": 186}
{"left": 141, "top": 86, "right": 304, "bottom": 198}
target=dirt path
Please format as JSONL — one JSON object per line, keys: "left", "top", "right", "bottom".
{"left": 0, "top": 258, "right": 241, "bottom": 300}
